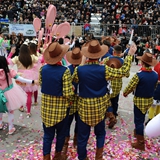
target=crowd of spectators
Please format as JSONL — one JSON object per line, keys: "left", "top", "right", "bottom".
{"left": 0, "top": 0, "right": 96, "bottom": 25}
{"left": 0, "top": 0, "right": 160, "bottom": 38}
{"left": 98, "top": 0, "right": 160, "bottom": 37}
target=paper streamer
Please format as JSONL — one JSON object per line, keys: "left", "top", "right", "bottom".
{"left": 129, "top": 29, "right": 134, "bottom": 45}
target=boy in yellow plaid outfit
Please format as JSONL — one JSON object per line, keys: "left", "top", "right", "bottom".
{"left": 39, "top": 42, "right": 74, "bottom": 160}
{"left": 123, "top": 52, "right": 158, "bottom": 151}
{"left": 62, "top": 47, "right": 83, "bottom": 156}
{"left": 103, "top": 45, "right": 127, "bottom": 129}
{"left": 72, "top": 40, "right": 137, "bottom": 160}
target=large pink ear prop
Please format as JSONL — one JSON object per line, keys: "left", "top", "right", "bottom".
{"left": 49, "top": 24, "right": 57, "bottom": 43}
{"left": 55, "top": 22, "right": 71, "bottom": 38}
{"left": 38, "top": 28, "right": 44, "bottom": 45}
{"left": 51, "top": 24, "right": 57, "bottom": 36}
{"left": 145, "top": 113, "right": 160, "bottom": 138}
{"left": 33, "top": 18, "right": 41, "bottom": 32}
{"left": 46, "top": 5, "right": 57, "bottom": 29}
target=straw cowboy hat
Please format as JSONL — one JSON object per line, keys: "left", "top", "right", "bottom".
{"left": 43, "top": 42, "right": 69, "bottom": 64}
{"left": 106, "top": 57, "right": 123, "bottom": 69}
{"left": 66, "top": 47, "right": 82, "bottom": 65}
{"left": 82, "top": 40, "right": 108, "bottom": 59}
{"left": 137, "top": 52, "right": 158, "bottom": 66}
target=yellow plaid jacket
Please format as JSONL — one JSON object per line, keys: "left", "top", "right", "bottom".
{"left": 103, "top": 56, "right": 129, "bottom": 98}
{"left": 72, "top": 55, "right": 133, "bottom": 126}
{"left": 39, "top": 67, "right": 74, "bottom": 127}
{"left": 123, "top": 73, "right": 155, "bottom": 114}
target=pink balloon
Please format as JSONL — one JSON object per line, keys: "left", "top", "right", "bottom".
{"left": 33, "top": 18, "right": 41, "bottom": 32}
{"left": 145, "top": 113, "right": 160, "bottom": 138}
{"left": 55, "top": 22, "right": 71, "bottom": 38}
{"left": 46, "top": 5, "right": 57, "bottom": 29}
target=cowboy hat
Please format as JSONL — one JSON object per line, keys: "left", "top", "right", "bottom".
{"left": 101, "top": 36, "right": 114, "bottom": 44}
{"left": 43, "top": 42, "right": 69, "bottom": 64}
{"left": 136, "top": 52, "right": 158, "bottom": 66}
{"left": 81, "top": 40, "right": 108, "bottom": 59}
{"left": 106, "top": 57, "right": 123, "bottom": 69}
{"left": 66, "top": 47, "right": 82, "bottom": 65}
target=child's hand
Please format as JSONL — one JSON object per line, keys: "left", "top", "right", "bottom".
{"left": 123, "top": 93, "right": 128, "bottom": 97}
{"left": 17, "top": 72, "right": 22, "bottom": 76}
{"left": 34, "top": 80, "right": 39, "bottom": 85}
{"left": 128, "top": 43, "right": 137, "bottom": 56}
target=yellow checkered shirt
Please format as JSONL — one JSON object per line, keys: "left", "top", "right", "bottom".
{"left": 123, "top": 74, "right": 154, "bottom": 114}
{"left": 72, "top": 55, "right": 133, "bottom": 126}
{"left": 39, "top": 67, "right": 74, "bottom": 127}
{"left": 103, "top": 57, "right": 129, "bottom": 98}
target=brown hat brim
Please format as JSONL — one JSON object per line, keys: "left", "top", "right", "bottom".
{"left": 137, "top": 56, "right": 158, "bottom": 66}
{"left": 66, "top": 51, "right": 82, "bottom": 65}
{"left": 81, "top": 45, "right": 108, "bottom": 59}
{"left": 43, "top": 44, "right": 69, "bottom": 64}
{"left": 106, "top": 58, "right": 123, "bottom": 69}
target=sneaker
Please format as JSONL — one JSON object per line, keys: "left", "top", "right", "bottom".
{"left": 0, "top": 124, "right": 3, "bottom": 130}
{"left": 26, "top": 113, "right": 32, "bottom": 118}
{"left": 19, "top": 107, "right": 24, "bottom": 112}
{"left": 8, "top": 127, "right": 16, "bottom": 135}
{"left": 34, "top": 102, "right": 38, "bottom": 106}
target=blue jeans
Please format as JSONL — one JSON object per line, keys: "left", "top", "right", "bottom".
{"left": 43, "top": 108, "right": 70, "bottom": 156}
{"left": 134, "top": 105, "right": 146, "bottom": 136}
{"left": 66, "top": 111, "right": 78, "bottom": 137}
{"left": 110, "top": 94, "right": 119, "bottom": 116}
{"left": 77, "top": 115, "right": 106, "bottom": 160}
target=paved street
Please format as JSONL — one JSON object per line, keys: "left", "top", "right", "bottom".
{"left": 0, "top": 63, "right": 160, "bottom": 160}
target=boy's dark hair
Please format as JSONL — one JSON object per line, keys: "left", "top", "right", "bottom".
{"left": 103, "top": 40, "right": 111, "bottom": 47}
{"left": 58, "top": 38, "right": 64, "bottom": 44}
{"left": 114, "top": 45, "right": 122, "bottom": 54}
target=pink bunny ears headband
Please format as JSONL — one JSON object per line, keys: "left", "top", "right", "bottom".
{"left": 33, "top": 5, "right": 71, "bottom": 46}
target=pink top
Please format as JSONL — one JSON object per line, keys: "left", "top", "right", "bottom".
{"left": 0, "top": 69, "right": 16, "bottom": 90}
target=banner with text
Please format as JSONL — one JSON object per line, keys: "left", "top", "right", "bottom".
{"left": 9, "top": 24, "right": 36, "bottom": 36}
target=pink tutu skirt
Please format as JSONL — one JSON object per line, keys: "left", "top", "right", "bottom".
{"left": 4, "top": 84, "right": 27, "bottom": 111}
{"left": 32, "top": 62, "right": 42, "bottom": 79}
{"left": 18, "top": 68, "right": 39, "bottom": 92}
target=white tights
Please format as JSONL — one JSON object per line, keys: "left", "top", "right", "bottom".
{"left": 0, "top": 111, "right": 14, "bottom": 130}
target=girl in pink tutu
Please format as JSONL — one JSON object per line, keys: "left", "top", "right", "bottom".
{"left": 29, "top": 41, "right": 43, "bottom": 105}
{"left": 7, "top": 45, "right": 40, "bottom": 118}
{"left": 0, "top": 56, "right": 37, "bottom": 135}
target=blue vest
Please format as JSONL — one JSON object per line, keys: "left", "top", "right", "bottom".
{"left": 101, "top": 52, "right": 111, "bottom": 61}
{"left": 154, "top": 84, "right": 160, "bottom": 100}
{"left": 77, "top": 64, "right": 108, "bottom": 98}
{"left": 108, "top": 47, "right": 113, "bottom": 55}
{"left": 135, "top": 70, "right": 158, "bottom": 98}
{"left": 109, "top": 56, "right": 124, "bottom": 65}
{"left": 41, "top": 64, "right": 67, "bottom": 96}
{"left": 68, "top": 64, "right": 78, "bottom": 94}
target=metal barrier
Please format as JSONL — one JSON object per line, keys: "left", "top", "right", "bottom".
{"left": 1, "top": 22, "right": 160, "bottom": 39}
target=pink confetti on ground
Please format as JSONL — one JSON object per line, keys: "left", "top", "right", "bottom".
{"left": 4, "top": 126, "right": 160, "bottom": 160}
